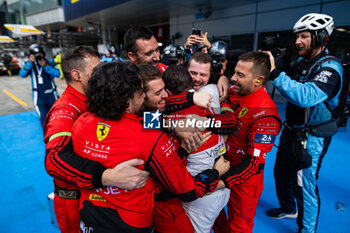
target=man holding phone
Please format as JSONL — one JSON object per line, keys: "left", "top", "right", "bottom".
{"left": 185, "top": 28, "right": 212, "bottom": 53}
{"left": 185, "top": 29, "right": 230, "bottom": 103}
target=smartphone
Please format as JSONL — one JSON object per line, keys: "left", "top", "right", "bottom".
{"left": 192, "top": 28, "right": 201, "bottom": 36}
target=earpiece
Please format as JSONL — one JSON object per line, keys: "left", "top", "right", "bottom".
{"left": 315, "top": 29, "right": 329, "bottom": 46}
{"left": 77, "top": 74, "right": 80, "bottom": 80}
{"left": 257, "top": 80, "right": 261, "bottom": 83}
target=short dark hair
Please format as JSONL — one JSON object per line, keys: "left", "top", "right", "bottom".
{"left": 138, "top": 64, "right": 162, "bottom": 92}
{"left": 188, "top": 52, "right": 212, "bottom": 72}
{"left": 61, "top": 46, "right": 100, "bottom": 83}
{"left": 86, "top": 62, "right": 141, "bottom": 121}
{"left": 124, "top": 25, "right": 154, "bottom": 54}
{"left": 238, "top": 51, "right": 271, "bottom": 85}
{"left": 162, "top": 65, "right": 193, "bottom": 95}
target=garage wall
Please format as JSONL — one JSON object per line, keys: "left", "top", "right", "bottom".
{"left": 170, "top": 0, "right": 350, "bottom": 47}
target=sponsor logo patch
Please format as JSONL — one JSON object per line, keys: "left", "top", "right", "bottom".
{"left": 254, "top": 133, "right": 276, "bottom": 144}
{"left": 89, "top": 194, "right": 106, "bottom": 202}
{"left": 96, "top": 123, "right": 110, "bottom": 141}
{"left": 199, "top": 174, "right": 208, "bottom": 182}
{"left": 238, "top": 107, "right": 248, "bottom": 118}
{"left": 314, "top": 70, "right": 331, "bottom": 83}
{"left": 80, "top": 220, "right": 93, "bottom": 233}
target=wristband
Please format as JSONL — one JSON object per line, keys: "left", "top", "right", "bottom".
{"left": 269, "top": 68, "right": 282, "bottom": 81}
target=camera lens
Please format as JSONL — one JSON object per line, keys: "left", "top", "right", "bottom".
{"left": 35, "top": 54, "right": 42, "bottom": 61}
{"left": 260, "top": 36, "right": 277, "bottom": 51}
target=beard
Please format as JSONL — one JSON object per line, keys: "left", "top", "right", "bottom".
{"left": 193, "top": 81, "right": 204, "bottom": 91}
{"left": 297, "top": 48, "right": 313, "bottom": 58}
{"left": 143, "top": 97, "right": 161, "bottom": 111}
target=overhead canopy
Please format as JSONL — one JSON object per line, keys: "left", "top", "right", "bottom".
{"left": 4, "top": 24, "right": 43, "bottom": 37}
{"left": 0, "top": 35, "right": 14, "bottom": 43}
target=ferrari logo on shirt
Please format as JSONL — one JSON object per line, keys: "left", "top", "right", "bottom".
{"left": 96, "top": 123, "right": 110, "bottom": 141}
{"left": 238, "top": 107, "right": 248, "bottom": 118}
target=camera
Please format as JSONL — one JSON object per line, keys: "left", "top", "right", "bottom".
{"left": 35, "top": 54, "right": 42, "bottom": 61}
{"left": 212, "top": 59, "right": 223, "bottom": 74}
{"left": 192, "top": 28, "right": 201, "bottom": 36}
{"left": 260, "top": 36, "right": 278, "bottom": 51}
{"left": 209, "top": 41, "right": 228, "bottom": 74}
{"left": 163, "top": 57, "right": 179, "bottom": 66}
{"left": 260, "top": 35, "right": 292, "bottom": 74}
{"left": 259, "top": 35, "right": 285, "bottom": 58}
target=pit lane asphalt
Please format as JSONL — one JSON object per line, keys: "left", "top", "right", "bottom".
{"left": 0, "top": 74, "right": 66, "bottom": 116}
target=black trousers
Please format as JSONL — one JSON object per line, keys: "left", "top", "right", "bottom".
{"left": 80, "top": 201, "right": 152, "bottom": 233}
{"left": 274, "top": 128, "right": 299, "bottom": 212}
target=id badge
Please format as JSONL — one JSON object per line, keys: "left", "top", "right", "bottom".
{"left": 38, "top": 75, "right": 43, "bottom": 84}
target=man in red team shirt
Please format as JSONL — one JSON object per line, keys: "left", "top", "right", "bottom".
{"left": 137, "top": 60, "right": 235, "bottom": 233}
{"left": 124, "top": 25, "right": 230, "bottom": 118}
{"left": 137, "top": 64, "right": 203, "bottom": 233}
{"left": 71, "top": 62, "right": 230, "bottom": 232}
{"left": 124, "top": 25, "right": 168, "bottom": 72}
{"left": 124, "top": 25, "right": 230, "bottom": 102}
{"left": 124, "top": 25, "right": 215, "bottom": 151}
{"left": 44, "top": 46, "right": 150, "bottom": 233}
{"left": 214, "top": 51, "right": 282, "bottom": 233}
{"left": 163, "top": 64, "right": 232, "bottom": 233}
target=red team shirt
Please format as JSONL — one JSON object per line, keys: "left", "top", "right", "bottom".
{"left": 44, "top": 85, "right": 106, "bottom": 191}
{"left": 71, "top": 112, "right": 220, "bottom": 229}
{"left": 158, "top": 63, "right": 168, "bottom": 72}
{"left": 223, "top": 86, "right": 282, "bottom": 188}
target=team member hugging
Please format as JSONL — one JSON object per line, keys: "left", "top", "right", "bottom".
{"left": 163, "top": 65, "right": 231, "bottom": 233}
{"left": 71, "top": 62, "right": 230, "bottom": 233}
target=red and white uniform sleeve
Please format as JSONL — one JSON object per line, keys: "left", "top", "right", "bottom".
{"left": 222, "top": 117, "right": 280, "bottom": 189}
{"left": 146, "top": 132, "right": 220, "bottom": 202}
{"left": 165, "top": 91, "right": 195, "bottom": 113}
{"left": 207, "top": 101, "right": 236, "bottom": 134}
{"left": 44, "top": 105, "right": 106, "bottom": 190}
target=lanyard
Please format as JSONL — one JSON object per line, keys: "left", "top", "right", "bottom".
{"left": 35, "top": 62, "right": 44, "bottom": 84}
{"left": 35, "top": 62, "right": 43, "bottom": 77}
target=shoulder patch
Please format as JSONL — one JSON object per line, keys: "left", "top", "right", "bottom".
{"left": 254, "top": 133, "right": 276, "bottom": 144}
{"left": 314, "top": 70, "right": 331, "bottom": 83}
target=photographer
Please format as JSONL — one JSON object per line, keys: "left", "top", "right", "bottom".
{"left": 184, "top": 29, "right": 230, "bottom": 102}
{"left": 208, "top": 40, "right": 233, "bottom": 102}
{"left": 19, "top": 44, "right": 61, "bottom": 127}
{"left": 162, "top": 44, "right": 185, "bottom": 65}
{"left": 209, "top": 40, "right": 228, "bottom": 75}
{"left": 265, "top": 13, "right": 344, "bottom": 233}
